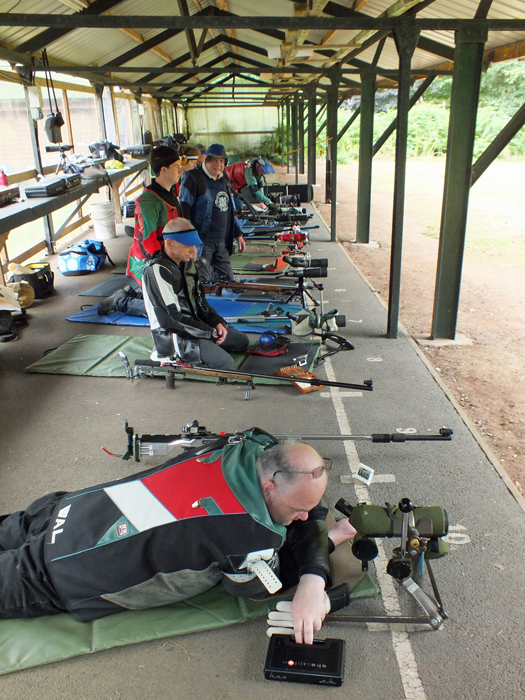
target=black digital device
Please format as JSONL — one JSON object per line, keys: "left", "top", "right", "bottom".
{"left": 264, "top": 636, "right": 345, "bottom": 686}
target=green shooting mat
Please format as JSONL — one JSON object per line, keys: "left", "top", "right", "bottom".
{"left": 25, "top": 336, "right": 321, "bottom": 385}
{"left": 0, "top": 551, "right": 379, "bottom": 674}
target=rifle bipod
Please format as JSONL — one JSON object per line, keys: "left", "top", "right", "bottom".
{"left": 118, "top": 352, "right": 373, "bottom": 400}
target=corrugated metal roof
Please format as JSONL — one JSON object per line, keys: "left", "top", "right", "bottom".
{"left": 0, "top": 0, "right": 524, "bottom": 103}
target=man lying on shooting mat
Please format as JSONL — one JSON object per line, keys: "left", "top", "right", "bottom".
{"left": 0, "top": 433, "right": 356, "bottom": 644}
{"left": 141, "top": 217, "right": 249, "bottom": 371}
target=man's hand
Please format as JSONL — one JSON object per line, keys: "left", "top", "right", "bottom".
{"left": 291, "top": 574, "right": 329, "bottom": 644}
{"left": 214, "top": 323, "right": 228, "bottom": 345}
{"left": 328, "top": 518, "right": 357, "bottom": 547}
{"left": 236, "top": 236, "right": 246, "bottom": 253}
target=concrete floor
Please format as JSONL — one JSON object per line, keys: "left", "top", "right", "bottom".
{"left": 1, "top": 207, "right": 524, "bottom": 699}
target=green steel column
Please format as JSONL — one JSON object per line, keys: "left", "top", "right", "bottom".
{"left": 156, "top": 98, "right": 164, "bottom": 137}
{"left": 286, "top": 99, "right": 291, "bottom": 174}
{"left": 387, "top": 20, "right": 420, "bottom": 339}
{"left": 280, "top": 102, "right": 284, "bottom": 166}
{"left": 327, "top": 70, "right": 341, "bottom": 242}
{"left": 307, "top": 85, "right": 317, "bottom": 188}
{"left": 291, "top": 97, "right": 299, "bottom": 184}
{"left": 356, "top": 69, "right": 376, "bottom": 244}
{"left": 432, "top": 27, "right": 487, "bottom": 339}
{"left": 184, "top": 106, "right": 190, "bottom": 141}
{"left": 298, "top": 93, "right": 305, "bottom": 176}
{"left": 173, "top": 101, "right": 179, "bottom": 134}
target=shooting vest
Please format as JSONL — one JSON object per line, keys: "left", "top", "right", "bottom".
{"left": 45, "top": 430, "right": 285, "bottom": 620}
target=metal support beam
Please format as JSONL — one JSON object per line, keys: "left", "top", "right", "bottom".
{"left": 387, "top": 19, "right": 420, "bottom": 339}
{"left": 471, "top": 101, "right": 525, "bottom": 186}
{"left": 291, "top": 97, "right": 299, "bottom": 185}
{"left": 298, "top": 94, "right": 305, "bottom": 176}
{"left": 279, "top": 102, "right": 285, "bottom": 167}
{"left": 177, "top": 0, "right": 199, "bottom": 65}
{"left": 307, "top": 85, "right": 317, "bottom": 188}
{"left": 184, "top": 105, "right": 190, "bottom": 141}
{"left": 337, "top": 107, "right": 360, "bottom": 142}
{"left": 286, "top": 98, "right": 291, "bottom": 174}
{"left": 173, "top": 102, "right": 179, "bottom": 133}
{"left": 356, "top": 68, "right": 376, "bottom": 244}
{"left": 326, "top": 69, "right": 341, "bottom": 242}
{"left": 93, "top": 83, "right": 107, "bottom": 141}
{"left": 6, "top": 15, "right": 525, "bottom": 31}
{"left": 156, "top": 98, "right": 165, "bottom": 136}
{"left": 432, "top": 26, "right": 488, "bottom": 339}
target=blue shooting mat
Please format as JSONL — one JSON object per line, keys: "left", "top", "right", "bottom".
{"left": 67, "top": 305, "right": 149, "bottom": 326}
{"left": 66, "top": 299, "right": 301, "bottom": 334}
{"left": 79, "top": 276, "right": 141, "bottom": 297}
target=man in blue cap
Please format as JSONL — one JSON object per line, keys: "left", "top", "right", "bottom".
{"left": 226, "top": 157, "right": 275, "bottom": 208}
{"left": 142, "top": 218, "right": 249, "bottom": 370}
{"left": 178, "top": 144, "right": 245, "bottom": 285}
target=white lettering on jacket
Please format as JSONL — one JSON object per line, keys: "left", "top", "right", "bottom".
{"left": 50, "top": 504, "right": 71, "bottom": 544}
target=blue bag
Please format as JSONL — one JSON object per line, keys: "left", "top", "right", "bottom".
{"left": 57, "top": 239, "right": 114, "bottom": 276}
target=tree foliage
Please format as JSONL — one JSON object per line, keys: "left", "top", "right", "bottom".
{"left": 334, "top": 60, "right": 525, "bottom": 161}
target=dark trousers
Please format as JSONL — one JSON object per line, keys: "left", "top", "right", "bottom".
{"left": 198, "top": 326, "right": 249, "bottom": 370}
{"left": 0, "top": 493, "right": 69, "bottom": 618}
{"left": 199, "top": 240, "right": 234, "bottom": 285}
{"left": 116, "top": 293, "right": 147, "bottom": 318}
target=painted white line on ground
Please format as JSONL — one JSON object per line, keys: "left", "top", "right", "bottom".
{"left": 324, "top": 357, "right": 427, "bottom": 700}
{"left": 320, "top": 391, "right": 363, "bottom": 398}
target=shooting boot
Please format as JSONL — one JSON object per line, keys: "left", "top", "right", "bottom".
{"left": 97, "top": 288, "right": 127, "bottom": 315}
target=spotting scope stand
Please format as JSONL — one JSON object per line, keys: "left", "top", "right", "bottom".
{"left": 327, "top": 497, "right": 449, "bottom": 630}
{"left": 281, "top": 269, "right": 327, "bottom": 307}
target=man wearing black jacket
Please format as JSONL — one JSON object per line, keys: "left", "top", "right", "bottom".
{"left": 178, "top": 143, "right": 245, "bottom": 285}
{"left": 0, "top": 430, "right": 355, "bottom": 645}
{"left": 142, "top": 217, "right": 249, "bottom": 369}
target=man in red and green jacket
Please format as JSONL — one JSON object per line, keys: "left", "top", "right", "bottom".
{"left": 126, "top": 146, "right": 184, "bottom": 285}
{"left": 0, "top": 430, "right": 355, "bottom": 643}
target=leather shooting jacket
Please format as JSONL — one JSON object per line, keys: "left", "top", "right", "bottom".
{"left": 142, "top": 250, "right": 225, "bottom": 361}
{"left": 44, "top": 429, "right": 332, "bottom": 621}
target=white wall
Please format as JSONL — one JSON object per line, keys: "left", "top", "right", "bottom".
{"left": 187, "top": 105, "right": 278, "bottom": 153}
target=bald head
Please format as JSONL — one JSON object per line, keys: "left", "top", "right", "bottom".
{"left": 257, "top": 442, "right": 328, "bottom": 526}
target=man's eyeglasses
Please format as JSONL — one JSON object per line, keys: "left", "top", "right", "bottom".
{"left": 272, "top": 458, "right": 333, "bottom": 480}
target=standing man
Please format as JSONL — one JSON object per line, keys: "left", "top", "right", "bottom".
{"left": 126, "top": 146, "right": 184, "bottom": 285}
{"left": 98, "top": 146, "right": 185, "bottom": 316}
{"left": 178, "top": 143, "right": 245, "bottom": 285}
{"left": 142, "top": 218, "right": 249, "bottom": 370}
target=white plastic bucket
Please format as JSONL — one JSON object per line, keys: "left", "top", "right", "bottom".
{"left": 89, "top": 201, "right": 117, "bottom": 240}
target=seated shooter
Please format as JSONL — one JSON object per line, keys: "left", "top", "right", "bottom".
{"left": 142, "top": 218, "right": 249, "bottom": 370}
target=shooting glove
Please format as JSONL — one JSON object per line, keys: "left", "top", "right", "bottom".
{"left": 266, "top": 594, "right": 331, "bottom": 637}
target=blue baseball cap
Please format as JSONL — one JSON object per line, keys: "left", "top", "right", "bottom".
{"left": 163, "top": 227, "right": 202, "bottom": 246}
{"left": 254, "top": 157, "right": 275, "bottom": 175}
{"left": 206, "top": 143, "right": 228, "bottom": 159}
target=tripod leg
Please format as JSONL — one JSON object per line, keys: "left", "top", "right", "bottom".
{"left": 401, "top": 577, "right": 443, "bottom": 629}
